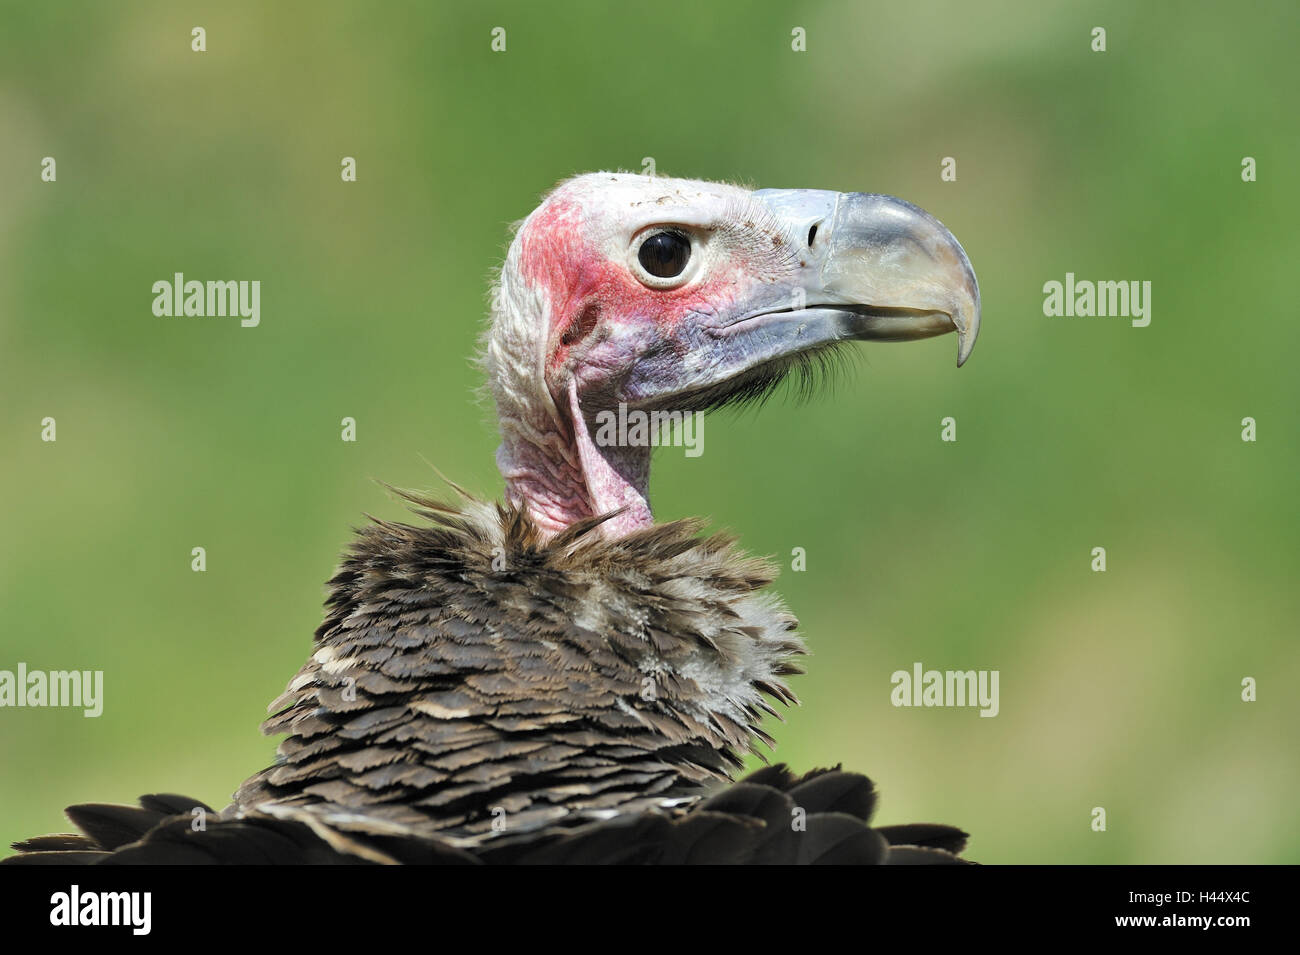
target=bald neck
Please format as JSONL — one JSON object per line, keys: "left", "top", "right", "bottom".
{"left": 495, "top": 384, "right": 654, "bottom": 539}
{"left": 485, "top": 257, "right": 654, "bottom": 538}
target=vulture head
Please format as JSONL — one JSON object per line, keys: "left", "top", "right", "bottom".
{"left": 485, "top": 173, "right": 980, "bottom": 537}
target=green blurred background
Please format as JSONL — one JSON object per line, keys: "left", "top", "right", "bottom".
{"left": 2, "top": 0, "right": 1296, "bottom": 863}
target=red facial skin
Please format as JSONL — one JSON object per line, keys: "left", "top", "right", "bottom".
{"left": 508, "top": 195, "right": 739, "bottom": 535}
{"left": 521, "top": 197, "right": 737, "bottom": 373}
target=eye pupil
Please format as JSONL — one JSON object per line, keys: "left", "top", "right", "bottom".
{"left": 638, "top": 231, "right": 691, "bottom": 279}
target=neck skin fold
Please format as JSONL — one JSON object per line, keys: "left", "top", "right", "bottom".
{"left": 488, "top": 229, "right": 655, "bottom": 539}
{"left": 497, "top": 381, "right": 653, "bottom": 538}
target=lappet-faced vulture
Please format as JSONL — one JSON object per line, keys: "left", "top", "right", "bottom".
{"left": 7, "top": 173, "right": 980, "bottom": 865}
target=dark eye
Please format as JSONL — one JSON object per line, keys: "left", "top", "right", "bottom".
{"left": 637, "top": 231, "right": 692, "bottom": 279}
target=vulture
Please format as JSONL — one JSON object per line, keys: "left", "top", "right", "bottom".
{"left": 6, "top": 173, "right": 981, "bottom": 865}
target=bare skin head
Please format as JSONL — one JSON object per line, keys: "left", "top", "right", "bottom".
{"left": 483, "top": 173, "right": 980, "bottom": 538}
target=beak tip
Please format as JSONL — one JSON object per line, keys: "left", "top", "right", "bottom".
{"left": 954, "top": 308, "right": 979, "bottom": 367}
{"left": 957, "top": 332, "right": 975, "bottom": 367}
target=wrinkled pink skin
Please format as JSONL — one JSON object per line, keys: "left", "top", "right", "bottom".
{"left": 497, "top": 194, "right": 740, "bottom": 537}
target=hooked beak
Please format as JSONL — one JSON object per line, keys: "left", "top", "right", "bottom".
{"left": 749, "top": 190, "right": 980, "bottom": 366}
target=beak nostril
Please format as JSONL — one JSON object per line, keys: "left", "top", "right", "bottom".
{"left": 807, "top": 224, "right": 818, "bottom": 248}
